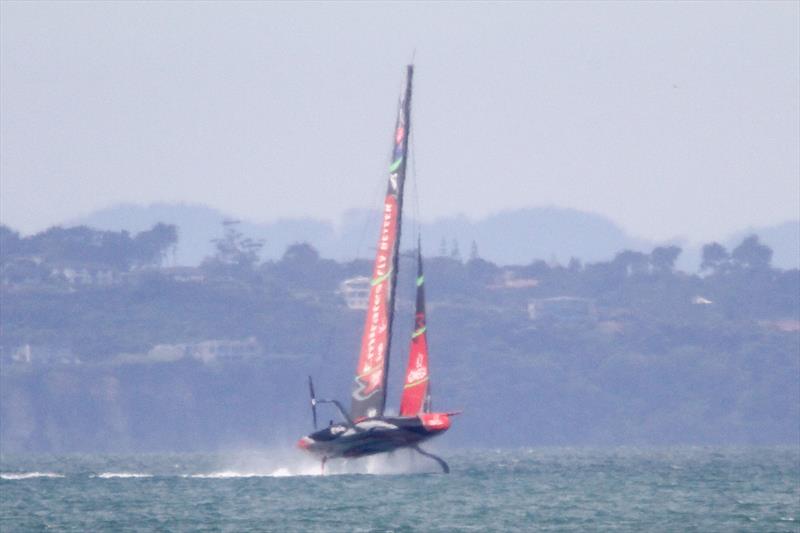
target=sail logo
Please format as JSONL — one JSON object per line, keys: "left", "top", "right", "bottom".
{"left": 366, "top": 286, "right": 382, "bottom": 348}
{"left": 406, "top": 351, "right": 427, "bottom": 384}
{"left": 379, "top": 203, "right": 393, "bottom": 251}
{"left": 407, "top": 366, "right": 427, "bottom": 383}
{"left": 391, "top": 124, "right": 405, "bottom": 166}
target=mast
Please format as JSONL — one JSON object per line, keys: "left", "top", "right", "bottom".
{"left": 350, "top": 64, "right": 414, "bottom": 420}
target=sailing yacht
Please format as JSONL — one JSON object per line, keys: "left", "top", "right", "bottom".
{"left": 297, "top": 65, "right": 456, "bottom": 473}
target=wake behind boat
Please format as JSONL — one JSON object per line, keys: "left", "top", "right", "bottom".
{"left": 297, "top": 64, "right": 457, "bottom": 473}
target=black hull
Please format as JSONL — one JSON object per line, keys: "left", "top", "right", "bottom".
{"left": 298, "top": 415, "right": 449, "bottom": 460}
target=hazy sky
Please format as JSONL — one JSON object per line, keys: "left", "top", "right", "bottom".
{"left": 1, "top": 1, "right": 798, "bottom": 242}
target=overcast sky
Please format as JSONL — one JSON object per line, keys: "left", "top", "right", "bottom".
{"left": 1, "top": 1, "right": 798, "bottom": 242}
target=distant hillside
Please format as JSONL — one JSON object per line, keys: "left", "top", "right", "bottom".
{"left": 66, "top": 203, "right": 339, "bottom": 266}
{"left": 2, "top": 225, "right": 798, "bottom": 451}
{"left": 423, "top": 207, "right": 651, "bottom": 266}
{"left": 68, "top": 204, "right": 653, "bottom": 266}
{"left": 675, "top": 220, "right": 800, "bottom": 272}
{"left": 67, "top": 203, "right": 799, "bottom": 270}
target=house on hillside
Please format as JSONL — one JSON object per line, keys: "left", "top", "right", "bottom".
{"left": 488, "top": 270, "right": 539, "bottom": 290}
{"left": 3, "top": 344, "right": 81, "bottom": 366}
{"left": 50, "top": 263, "right": 121, "bottom": 287}
{"left": 1, "top": 254, "right": 125, "bottom": 290}
{"left": 339, "top": 276, "right": 370, "bottom": 310}
{"left": 160, "top": 266, "right": 206, "bottom": 283}
{"left": 116, "top": 337, "right": 262, "bottom": 365}
{"left": 0, "top": 256, "right": 49, "bottom": 288}
{"left": 528, "top": 296, "right": 597, "bottom": 322}
{"left": 187, "top": 337, "right": 261, "bottom": 363}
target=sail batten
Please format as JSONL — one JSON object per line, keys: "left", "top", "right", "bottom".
{"left": 350, "top": 65, "right": 414, "bottom": 420}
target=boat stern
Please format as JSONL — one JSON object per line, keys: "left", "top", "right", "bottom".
{"left": 419, "top": 412, "right": 451, "bottom": 434}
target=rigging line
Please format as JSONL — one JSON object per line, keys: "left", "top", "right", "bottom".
{"left": 409, "top": 51, "right": 419, "bottom": 245}
{"left": 355, "top": 69, "right": 414, "bottom": 261}
{"left": 410, "top": 113, "right": 421, "bottom": 249}
{"left": 354, "top": 87, "right": 407, "bottom": 261}
{"left": 352, "top": 133, "right": 391, "bottom": 261}
{"left": 353, "top": 184, "right": 383, "bottom": 261}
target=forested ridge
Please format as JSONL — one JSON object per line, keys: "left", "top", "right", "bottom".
{"left": 1, "top": 223, "right": 797, "bottom": 452}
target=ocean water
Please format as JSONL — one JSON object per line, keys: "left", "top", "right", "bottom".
{"left": 1, "top": 448, "right": 797, "bottom": 532}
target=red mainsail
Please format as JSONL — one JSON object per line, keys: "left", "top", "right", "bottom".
{"left": 350, "top": 66, "right": 413, "bottom": 420}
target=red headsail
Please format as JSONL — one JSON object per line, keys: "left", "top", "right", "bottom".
{"left": 400, "top": 244, "right": 431, "bottom": 416}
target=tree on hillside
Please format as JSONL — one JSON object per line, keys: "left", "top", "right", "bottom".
{"left": 0, "top": 225, "right": 22, "bottom": 258}
{"left": 202, "top": 220, "right": 264, "bottom": 278}
{"left": 426, "top": 255, "right": 469, "bottom": 297}
{"left": 700, "top": 242, "right": 729, "bottom": 274}
{"left": 731, "top": 235, "right": 772, "bottom": 271}
{"left": 133, "top": 223, "right": 178, "bottom": 266}
{"left": 281, "top": 242, "right": 320, "bottom": 264}
{"left": 469, "top": 240, "right": 480, "bottom": 261}
{"left": 466, "top": 256, "right": 499, "bottom": 287}
{"left": 0, "top": 224, "right": 177, "bottom": 271}
{"left": 271, "top": 242, "right": 341, "bottom": 291}
{"left": 612, "top": 250, "right": 649, "bottom": 276}
{"left": 450, "top": 239, "right": 462, "bottom": 262}
{"left": 650, "top": 245, "right": 681, "bottom": 274}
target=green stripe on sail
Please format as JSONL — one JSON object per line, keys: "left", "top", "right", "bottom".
{"left": 412, "top": 326, "right": 427, "bottom": 338}
{"left": 416, "top": 275, "right": 424, "bottom": 286}
{"left": 389, "top": 158, "right": 403, "bottom": 173}
{"left": 371, "top": 269, "right": 392, "bottom": 286}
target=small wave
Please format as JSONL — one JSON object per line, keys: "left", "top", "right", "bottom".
{"left": 185, "top": 468, "right": 309, "bottom": 478}
{"left": 1, "top": 472, "right": 65, "bottom": 480}
{"left": 94, "top": 472, "right": 153, "bottom": 479}
{"left": 186, "top": 470, "right": 266, "bottom": 479}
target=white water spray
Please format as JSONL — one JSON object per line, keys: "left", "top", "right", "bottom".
{"left": 189, "top": 447, "right": 443, "bottom": 478}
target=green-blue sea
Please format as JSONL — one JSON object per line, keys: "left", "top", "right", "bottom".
{"left": 1, "top": 448, "right": 798, "bottom": 532}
